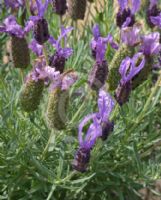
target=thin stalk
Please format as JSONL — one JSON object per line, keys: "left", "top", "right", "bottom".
{"left": 70, "top": 99, "right": 87, "bottom": 124}
{"left": 41, "top": 129, "right": 55, "bottom": 160}
{"left": 46, "top": 185, "right": 56, "bottom": 200}
{"left": 20, "top": 69, "right": 24, "bottom": 83}
{"left": 73, "top": 20, "right": 77, "bottom": 43}
{"left": 110, "top": 103, "right": 119, "bottom": 121}
{"left": 43, "top": 45, "right": 49, "bottom": 65}
{"left": 59, "top": 15, "right": 63, "bottom": 27}
{"left": 25, "top": 0, "right": 31, "bottom": 16}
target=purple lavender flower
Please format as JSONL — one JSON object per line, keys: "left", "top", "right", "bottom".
{"left": 73, "top": 90, "right": 115, "bottom": 172}
{"left": 0, "top": 15, "right": 32, "bottom": 38}
{"left": 29, "top": 0, "right": 51, "bottom": 44}
{"left": 116, "top": 0, "right": 141, "bottom": 28}
{"left": 49, "top": 26, "right": 73, "bottom": 73}
{"left": 4, "top": 0, "right": 25, "bottom": 10}
{"left": 121, "top": 25, "right": 141, "bottom": 46}
{"left": 88, "top": 25, "right": 118, "bottom": 91}
{"left": 150, "top": 13, "right": 161, "bottom": 28}
{"left": 50, "top": 70, "right": 78, "bottom": 91}
{"left": 115, "top": 53, "right": 145, "bottom": 105}
{"left": 90, "top": 24, "right": 118, "bottom": 59}
{"left": 28, "top": 39, "right": 43, "bottom": 56}
{"left": 27, "top": 56, "right": 60, "bottom": 84}
{"left": 140, "top": 32, "right": 161, "bottom": 56}
{"left": 147, "top": 0, "right": 160, "bottom": 28}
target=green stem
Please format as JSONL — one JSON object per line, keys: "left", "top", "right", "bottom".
{"left": 59, "top": 15, "right": 63, "bottom": 27}
{"left": 73, "top": 20, "right": 77, "bottom": 43}
{"left": 110, "top": 103, "right": 119, "bottom": 121}
{"left": 41, "top": 130, "right": 55, "bottom": 160}
{"left": 70, "top": 99, "right": 87, "bottom": 124}
{"left": 43, "top": 45, "right": 49, "bottom": 65}
{"left": 25, "top": 0, "right": 31, "bottom": 16}
{"left": 46, "top": 185, "right": 56, "bottom": 200}
{"left": 20, "top": 69, "right": 24, "bottom": 83}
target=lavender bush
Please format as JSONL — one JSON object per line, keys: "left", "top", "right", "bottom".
{"left": 0, "top": 0, "right": 161, "bottom": 199}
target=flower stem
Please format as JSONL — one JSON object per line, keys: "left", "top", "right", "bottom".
{"left": 20, "top": 69, "right": 24, "bottom": 83}
{"left": 43, "top": 45, "right": 49, "bottom": 65}
{"left": 41, "top": 129, "right": 55, "bottom": 160}
{"left": 25, "top": 0, "right": 31, "bottom": 16}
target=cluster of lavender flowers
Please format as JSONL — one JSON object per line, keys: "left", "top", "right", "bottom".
{"left": 73, "top": 0, "right": 161, "bottom": 172}
{"left": 0, "top": 0, "right": 161, "bottom": 173}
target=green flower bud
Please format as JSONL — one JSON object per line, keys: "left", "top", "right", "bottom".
{"left": 19, "top": 79, "right": 44, "bottom": 112}
{"left": 11, "top": 36, "right": 30, "bottom": 69}
{"left": 47, "top": 88, "right": 69, "bottom": 130}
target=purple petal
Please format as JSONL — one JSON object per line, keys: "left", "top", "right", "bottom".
{"left": 120, "top": 53, "right": 145, "bottom": 84}
{"left": 28, "top": 39, "right": 43, "bottom": 56}
{"left": 44, "top": 66, "right": 60, "bottom": 80}
{"left": 56, "top": 26, "right": 73, "bottom": 49}
{"left": 49, "top": 36, "right": 57, "bottom": 46}
{"left": 92, "top": 24, "right": 100, "bottom": 40}
{"left": 122, "top": 17, "right": 132, "bottom": 28}
{"left": 117, "top": 0, "right": 128, "bottom": 11}
{"left": 59, "top": 47, "right": 73, "bottom": 58}
{"left": 150, "top": 0, "right": 158, "bottom": 9}
{"left": 35, "top": 0, "right": 50, "bottom": 17}
{"left": 1, "top": 15, "right": 26, "bottom": 37}
{"left": 131, "top": 0, "right": 141, "bottom": 14}
{"left": 96, "top": 37, "right": 107, "bottom": 63}
{"left": 83, "top": 119, "right": 102, "bottom": 149}
{"left": 61, "top": 71, "right": 78, "bottom": 90}
{"left": 0, "top": 26, "right": 6, "bottom": 33}
{"left": 24, "top": 20, "right": 34, "bottom": 33}
{"left": 78, "top": 114, "right": 97, "bottom": 146}
{"left": 4, "top": 0, "right": 24, "bottom": 9}
{"left": 121, "top": 26, "right": 141, "bottom": 46}
{"left": 119, "top": 57, "right": 131, "bottom": 81}
{"left": 106, "top": 34, "right": 119, "bottom": 50}
{"left": 150, "top": 14, "right": 161, "bottom": 28}
{"left": 98, "top": 89, "right": 115, "bottom": 121}
{"left": 140, "top": 32, "right": 161, "bottom": 55}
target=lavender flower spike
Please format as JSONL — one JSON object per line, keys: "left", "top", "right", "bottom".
{"left": 147, "top": 0, "right": 160, "bottom": 28}
{"left": 89, "top": 25, "right": 118, "bottom": 91}
{"left": 116, "top": 0, "right": 141, "bottom": 28}
{"left": 91, "top": 24, "right": 118, "bottom": 59}
{"left": 115, "top": 53, "right": 145, "bottom": 105}
{"left": 27, "top": 56, "right": 60, "bottom": 85}
{"left": 29, "top": 0, "right": 51, "bottom": 44}
{"left": 0, "top": 15, "right": 32, "bottom": 68}
{"left": 73, "top": 90, "right": 115, "bottom": 172}
{"left": 49, "top": 26, "right": 73, "bottom": 73}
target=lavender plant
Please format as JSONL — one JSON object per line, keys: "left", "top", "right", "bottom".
{"left": 0, "top": 0, "right": 161, "bottom": 199}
